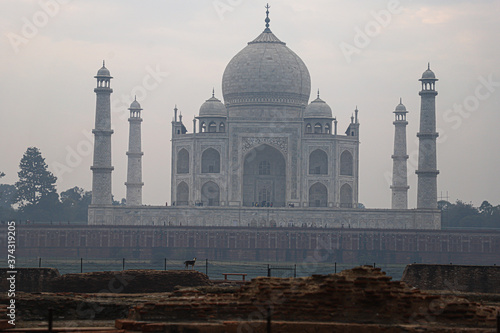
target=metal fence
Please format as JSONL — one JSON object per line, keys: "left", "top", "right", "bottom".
{"left": 0, "top": 257, "right": 408, "bottom": 280}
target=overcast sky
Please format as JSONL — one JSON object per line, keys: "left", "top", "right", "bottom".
{"left": 1, "top": 0, "right": 499, "bottom": 209}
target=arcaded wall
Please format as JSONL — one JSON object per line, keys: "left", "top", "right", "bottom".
{"left": 2, "top": 225, "right": 499, "bottom": 265}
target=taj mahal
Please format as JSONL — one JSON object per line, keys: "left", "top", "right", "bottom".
{"left": 88, "top": 8, "right": 441, "bottom": 230}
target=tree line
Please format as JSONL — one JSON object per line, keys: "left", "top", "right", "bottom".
{"left": 0, "top": 147, "right": 122, "bottom": 223}
{"left": 439, "top": 200, "right": 500, "bottom": 229}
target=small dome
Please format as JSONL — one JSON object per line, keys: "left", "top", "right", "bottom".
{"left": 129, "top": 99, "right": 142, "bottom": 110}
{"left": 199, "top": 94, "right": 227, "bottom": 117}
{"left": 96, "top": 62, "right": 111, "bottom": 77}
{"left": 304, "top": 94, "right": 332, "bottom": 118}
{"left": 421, "top": 64, "right": 436, "bottom": 79}
{"left": 395, "top": 98, "right": 407, "bottom": 112}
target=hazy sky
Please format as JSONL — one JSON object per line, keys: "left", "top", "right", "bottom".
{"left": 1, "top": 0, "right": 499, "bottom": 209}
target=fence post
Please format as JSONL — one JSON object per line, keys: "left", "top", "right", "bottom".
{"left": 80, "top": 258, "right": 83, "bottom": 273}
{"left": 122, "top": 258, "right": 125, "bottom": 271}
{"left": 39, "top": 257, "right": 41, "bottom": 268}
{"left": 267, "top": 264, "right": 271, "bottom": 277}
{"left": 48, "top": 308, "right": 53, "bottom": 333}
{"left": 164, "top": 258, "right": 167, "bottom": 271}
{"left": 334, "top": 262, "right": 337, "bottom": 274}
{"left": 294, "top": 264, "right": 297, "bottom": 278}
{"left": 374, "top": 262, "right": 376, "bottom": 268}
{"left": 205, "top": 259, "right": 208, "bottom": 276}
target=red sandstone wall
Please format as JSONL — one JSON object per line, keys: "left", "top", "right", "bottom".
{"left": 1, "top": 225, "right": 499, "bottom": 265}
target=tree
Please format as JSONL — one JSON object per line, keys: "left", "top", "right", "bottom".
{"left": 440, "top": 199, "right": 500, "bottom": 229}
{"left": 60, "top": 187, "right": 91, "bottom": 222}
{"left": 0, "top": 184, "right": 17, "bottom": 208}
{"left": 15, "top": 147, "right": 57, "bottom": 207}
{"left": 61, "top": 186, "right": 84, "bottom": 206}
{"left": 479, "top": 201, "right": 494, "bottom": 216}
{"left": 440, "top": 200, "right": 479, "bottom": 228}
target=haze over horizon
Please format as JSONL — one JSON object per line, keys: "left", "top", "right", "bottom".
{"left": 1, "top": 0, "right": 499, "bottom": 209}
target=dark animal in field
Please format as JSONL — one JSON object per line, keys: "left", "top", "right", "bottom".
{"left": 184, "top": 257, "right": 196, "bottom": 269}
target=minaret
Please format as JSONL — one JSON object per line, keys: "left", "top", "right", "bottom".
{"left": 391, "top": 98, "right": 409, "bottom": 209}
{"left": 416, "top": 64, "right": 439, "bottom": 209}
{"left": 125, "top": 98, "right": 144, "bottom": 206}
{"left": 91, "top": 61, "right": 114, "bottom": 205}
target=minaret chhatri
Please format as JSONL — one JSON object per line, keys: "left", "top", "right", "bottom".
{"left": 125, "top": 97, "right": 144, "bottom": 206}
{"left": 416, "top": 64, "right": 439, "bottom": 209}
{"left": 91, "top": 61, "right": 114, "bottom": 205}
{"left": 391, "top": 98, "right": 409, "bottom": 209}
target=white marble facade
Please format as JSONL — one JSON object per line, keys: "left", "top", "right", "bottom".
{"left": 171, "top": 25, "right": 359, "bottom": 209}
{"left": 89, "top": 15, "right": 441, "bottom": 230}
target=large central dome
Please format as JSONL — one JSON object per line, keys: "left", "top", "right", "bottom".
{"left": 222, "top": 26, "right": 311, "bottom": 108}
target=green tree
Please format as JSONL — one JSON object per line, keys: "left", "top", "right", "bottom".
{"left": 0, "top": 184, "right": 17, "bottom": 208}
{"left": 440, "top": 200, "right": 479, "bottom": 228}
{"left": 479, "top": 200, "right": 494, "bottom": 216}
{"left": 15, "top": 147, "right": 57, "bottom": 207}
{"left": 20, "top": 191, "right": 61, "bottom": 222}
{"left": 60, "top": 187, "right": 91, "bottom": 222}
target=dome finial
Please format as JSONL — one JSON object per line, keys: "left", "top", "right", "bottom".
{"left": 400, "top": 97, "right": 402, "bottom": 104}
{"left": 428, "top": 62, "right": 430, "bottom": 70}
{"left": 317, "top": 89, "right": 320, "bottom": 99}
{"left": 103, "top": 60, "right": 105, "bottom": 67}
{"left": 265, "top": 3, "right": 271, "bottom": 30}
{"left": 212, "top": 88, "right": 215, "bottom": 98}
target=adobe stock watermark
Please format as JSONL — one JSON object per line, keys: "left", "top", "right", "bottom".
{"left": 111, "top": 64, "right": 169, "bottom": 122}
{"left": 442, "top": 74, "right": 500, "bottom": 130}
{"left": 213, "top": 0, "right": 245, "bottom": 21}
{"left": 339, "top": 0, "right": 403, "bottom": 64}
{"left": 5, "top": 0, "right": 73, "bottom": 54}
{"left": 51, "top": 64, "right": 169, "bottom": 181}
{"left": 236, "top": 237, "right": 336, "bottom": 332}
{"left": 384, "top": 73, "right": 499, "bottom": 187}
{"left": 76, "top": 272, "right": 134, "bottom": 320}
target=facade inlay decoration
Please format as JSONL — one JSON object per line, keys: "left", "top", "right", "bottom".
{"left": 242, "top": 137, "right": 288, "bottom": 155}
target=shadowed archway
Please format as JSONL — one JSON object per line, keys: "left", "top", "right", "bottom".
{"left": 243, "top": 144, "right": 286, "bottom": 207}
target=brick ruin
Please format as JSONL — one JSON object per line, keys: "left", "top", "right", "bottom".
{"left": 2, "top": 266, "right": 499, "bottom": 332}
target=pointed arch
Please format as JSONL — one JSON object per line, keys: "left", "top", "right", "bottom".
{"left": 340, "top": 183, "right": 353, "bottom": 208}
{"left": 177, "top": 149, "right": 189, "bottom": 174}
{"left": 305, "top": 123, "right": 312, "bottom": 133}
{"left": 243, "top": 144, "right": 286, "bottom": 207}
{"left": 314, "top": 123, "right": 322, "bottom": 134}
{"left": 208, "top": 121, "right": 217, "bottom": 132}
{"left": 309, "top": 182, "right": 327, "bottom": 207}
{"left": 176, "top": 182, "right": 189, "bottom": 206}
{"left": 201, "top": 181, "right": 220, "bottom": 206}
{"left": 340, "top": 150, "right": 353, "bottom": 176}
{"left": 219, "top": 122, "right": 225, "bottom": 132}
{"left": 325, "top": 123, "right": 331, "bottom": 134}
{"left": 201, "top": 148, "right": 220, "bottom": 173}
{"left": 309, "top": 149, "right": 328, "bottom": 175}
